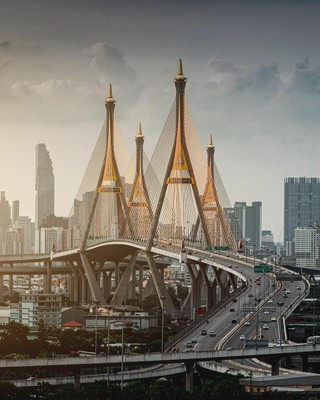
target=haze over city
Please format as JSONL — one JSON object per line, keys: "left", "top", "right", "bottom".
{"left": 2, "top": 0, "right": 320, "bottom": 242}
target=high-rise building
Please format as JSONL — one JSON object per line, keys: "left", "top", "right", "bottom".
{"left": 284, "top": 177, "right": 320, "bottom": 255}
{"left": 15, "top": 216, "right": 35, "bottom": 254}
{"left": 294, "top": 226, "right": 320, "bottom": 269}
{"left": 11, "top": 200, "right": 19, "bottom": 226}
{"left": 35, "top": 144, "right": 54, "bottom": 230}
{"left": 234, "top": 201, "right": 262, "bottom": 247}
{"left": 0, "top": 192, "right": 11, "bottom": 254}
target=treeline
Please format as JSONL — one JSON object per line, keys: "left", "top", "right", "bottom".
{"left": 0, "top": 377, "right": 303, "bottom": 400}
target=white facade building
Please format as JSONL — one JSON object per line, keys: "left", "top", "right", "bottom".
{"left": 294, "top": 226, "right": 320, "bottom": 269}
{"left": 35, "top": 227, "right": 64, "bottom": 253}
{"left": 10, "top": 292, "right": 62, "bottom": 328}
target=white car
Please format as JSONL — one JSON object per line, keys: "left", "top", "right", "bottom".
{"left": 244, "top": 321, "right": 251, "bottom": 326}
{"left": 240, "top": 335, "right": 246, "bottom": 340}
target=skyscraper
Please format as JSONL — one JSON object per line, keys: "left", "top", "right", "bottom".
{"left": 35, "top": 144, "right": 54, "bottom": 229}
{"left": 0, "top": 192, "right": 11, "bottom": 254}
{"left": 284, "top": 177, "right": 320, "bottom": 255}
{"left": 234, "top": 201, "right": 262, "bottom": 247}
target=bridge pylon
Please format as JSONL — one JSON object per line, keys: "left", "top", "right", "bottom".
{"left": 128, "top": 123, "right": 153, "bottom": 240}
{"left": 146, "top": 59, "right": 211, "bottom": 252}
{"left": 201, "top": 134, "right": 237, "bottom": 250}
{"left": 80, "top": 85, "right": 134, "bottom": 249}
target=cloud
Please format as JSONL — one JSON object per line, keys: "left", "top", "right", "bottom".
{"left": 12, "top": 78, "right": 74, "bottom": 96}
{"left": 84, "top": 42, "right": 142, "bottom": 112}
{"left": 231, "top": 62, "right": 281, "bottom": 96}
{"left": 0, "top": 40, "right": 11, "bottom": 50}
{"left": 85, "top": 43, "right": 136, "bottom": 83}
{"left": 208, "top": 58, "right": 242, "bottom": 75}
{"left": 287, "top": 58, "right": 320, "bottom": 94}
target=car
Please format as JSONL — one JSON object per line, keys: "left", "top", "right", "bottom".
{"left": 210, "top": 331, "right": 216, "bottom": 337}
{"left": 256, "top": 282, "right": 261, "bottom": 285}
{"left": 271, "top": 317, "right": 276, "bottom": 322}
{"left": 278, "top": 339, "right": 284, "bottom": 344}
{"left": 283, "top": 294, "right": 288, "bottom": 298}
{"left": 239, "top": 335, "right": 245, "bottom": 340}
{"left": 244, "top": 321, "right": 251, "bottom": 326}
{"left": 26, "top": 377, "right": 35, "bottom": 381}
{"left": 268, "top": 299, "right": 273, "bottom": 303}
{"left": 191, "top": 337, "right": 197, "bottom": 343}
{"left": 264, "top": 311, "right": 270, "bottom": 315}
{"left": 226, "top": 346, "right": 234, "bottom": 350}
{"left": 230, "top": 308, "right": 235, "bottom": 312}
{"left": 297, "top": 286, "right": 301, "bottom": 290}
{"left": 248, "top": 294, "right": 253, "bottom": 297}
{"left": 201, "top": 329, "right": 207, "bottom": 335}
{"left": 231, "top": 319, "right": 237, "bottom": 324}
{"left": 186, "top": 342, "right": 193, "bottom": 348}
{"left": 232, "top": 299, "right": 237, "bottom": 303}
{"left": 262, "top": 324, "right": 269, "bottom": 330}
{"left": 286, "top": 289, "right": 291, "bottom": 294}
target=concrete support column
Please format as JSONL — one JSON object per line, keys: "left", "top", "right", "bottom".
{"left": 74, "top": 368, "right": 81, "bottom": 391}
{"left": 45, "top": 261, "right": 52, "bottom": 293}
{"left": 0, "top": 275, "right": 3, "bottom": 302}
{"left": 271, "top": 357, "right": 281, "bottom": 375}
{"left": 111, "top": 253, "right": 138, "bottom": 306}
{"left": 68, "top": 274, "right": 74, "bottom": 304}
{"left": 79, "top": 253, "right": 105, "bottom": 304}
{"left": 185, "top": 362, "right": 194, "bottom": 393}
{"left": 114, "top": 262, "right": 120, "bottom": 288}
{"left": 9, "top": 264, "right": 13, "bottom": 297}
{"left": 138, "top": 264, "right": 143, "bottom": 303}
{"left": 103, "top": 272, "right": 112, "bottom": 302}
{"left": 301, "top": 354, "right": 309, "bottom": 372}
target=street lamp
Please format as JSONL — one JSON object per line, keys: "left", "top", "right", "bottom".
{"left": 120, "top": 308, "right": 125, "bottom": 391}
{"left": 160, "top": 295, "right": 166, "bottom": 353}
{"left": 90, "top": 301, "right": 99, "bottom": 355}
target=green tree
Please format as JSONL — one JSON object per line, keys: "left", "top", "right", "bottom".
{"left": 0, "top": 321, "right": 29, "bottom": 355}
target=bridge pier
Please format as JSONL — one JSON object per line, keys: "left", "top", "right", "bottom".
{"left": 80, "top": 253, "right": 105, "bottom": 304}
{"left": 145, "top": 252, "right": 175, "bottom": 315}
{"left": 270, "top": 356, "right": 281, "bottom": 375}
{"left": 301, "top": 354, "right": 309, "bottom": 372}
{"left": 45, "top": 261, "right": 52, "bottom": 293}
{"left": 185, "top": 362, "right": 194, "bottom": 392}
{"left": 0, "top": 274, "right": 3, "bottom": 302}
{"left": 110, "top": 252, "right": 138, "bottom": 306}
{"left": 74, "top": 368, "right": 81, "bottom": 391}
{"left": 103, "top": 271, "right": 112, "bottom": 302}
{"left": 9, "top": 263, "right": 13, "bottom": 297}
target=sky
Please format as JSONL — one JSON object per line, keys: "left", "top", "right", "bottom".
{"left": 2, "top": 0, "right": 320, "bottom": 243}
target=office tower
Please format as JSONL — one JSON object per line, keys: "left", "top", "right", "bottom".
{"left": 15, "top": 216, "right": 35, "bottom": 254}
{"left": 284, "top": 177, "right": 320, "bottom": 255}
{"left": 35, "top": 144, "right": 54, "bottom": 229}
{"left": 294, "top": 226, "right": 320, "bottom": 269}
{"left": 11, "top": 200, "right": 19, "bottom": 225}
{"left": 261, "top": 230, "right": 276, "bottom": 252}
{"left": 0, "top": 192, "right": 11, "bottom": 254}
{"left": 234, "top": 201, "right": 262, "bottom": 247}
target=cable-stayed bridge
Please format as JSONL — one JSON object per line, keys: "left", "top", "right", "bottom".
{"left": 40, "top": 59, "right": 243, "bottom": 315}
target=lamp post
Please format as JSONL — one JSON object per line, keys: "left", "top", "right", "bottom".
{"left": 90, "top": 301, "right": 99, "bottom": 356}
{"left": 107, "top": 307, "right": 110, "bottom": 389}
{"left": 160, "top": 295, "right": 166, "bottom": 353}
{"left": 120, "top": 308, "right": 124, "bottom": 391}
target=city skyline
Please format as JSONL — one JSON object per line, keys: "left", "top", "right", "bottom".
{"left": 2, "top": 1, "right": 320, "bottom": 242}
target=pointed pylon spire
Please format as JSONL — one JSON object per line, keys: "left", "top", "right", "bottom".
{"left": 106, "top": 84, "right": 114, "bottom": 103}
{"left": 207, "top": 133, "right": 214, "bottom": 149}
{"left": 137, "top": 122, "right": 144, "bottom": 138}
{"left": 176, "top": 58, "right": 186, "bottom": 81}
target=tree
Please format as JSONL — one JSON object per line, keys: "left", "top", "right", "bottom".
{"left": 0, "top": 321, "right": 29, "bottom": 355}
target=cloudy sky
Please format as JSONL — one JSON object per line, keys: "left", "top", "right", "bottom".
{"left": 1, "top": 0, "right": 320, "bottom": 242}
